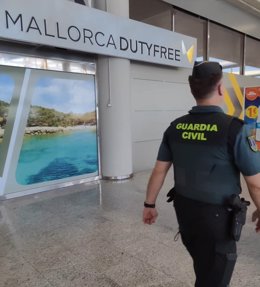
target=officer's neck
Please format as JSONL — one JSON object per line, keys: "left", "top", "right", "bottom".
{"left": 196, "top": 93, "right": 222, "bottom": 107}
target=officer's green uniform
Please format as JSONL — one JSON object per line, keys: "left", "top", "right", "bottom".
{"left": 157, "top": 105, "right": 260, "bottom": 287}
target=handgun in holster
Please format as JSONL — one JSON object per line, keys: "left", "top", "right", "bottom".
{"left": 228, "top": 194, "right": 250, "bottom": 241}
{"left": 167, "top": 187, "right": 175, "bottom": 202}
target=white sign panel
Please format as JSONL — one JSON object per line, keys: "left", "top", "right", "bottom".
{"left": 0, "top": 0, "right": 197, "bottom": 68}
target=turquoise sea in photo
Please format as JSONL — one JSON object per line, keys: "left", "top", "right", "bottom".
{"left": 16, "top": 129, "right": 98, "bottom": 185}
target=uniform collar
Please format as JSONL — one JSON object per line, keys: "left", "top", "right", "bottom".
{"left": 189, "top": 105, "right": 224, "bottom": 114}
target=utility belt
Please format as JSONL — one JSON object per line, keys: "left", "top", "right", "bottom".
{"left": 167, "top": 188, "right": 250, "bottom": 241}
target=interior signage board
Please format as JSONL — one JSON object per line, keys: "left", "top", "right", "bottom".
{"left": 0, "top": 0, "right": 197, "bottom": 68}
{"left": 244, "top": 87, "right": 260, "bottom": 150}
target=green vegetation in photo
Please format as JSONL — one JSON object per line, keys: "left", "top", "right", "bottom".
{"left": 27, "top": 105, "right": 96, "bottom": 128}
{"left": 0, "top": 100, "right": 9, "bottom": 128}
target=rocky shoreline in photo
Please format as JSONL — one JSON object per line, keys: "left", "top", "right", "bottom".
{"left": 25, "top": 125, "right": 96, "bottom": 136}
{"left": 0, "top": 125, "right": 96, "bottom": 138}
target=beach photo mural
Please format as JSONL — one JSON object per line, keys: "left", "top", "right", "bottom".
{"left": 16, "top": 71, "right": 98, "bottom": 185}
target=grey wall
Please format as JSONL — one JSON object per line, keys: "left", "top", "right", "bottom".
{"left": 163, "top": 0, "right": 260, "bottom": 39}
{"left": 131, "top": 63, "right": 195, "bottom": 171}
{"left": 131, "top": 62, "right": 260, "bottom": 172}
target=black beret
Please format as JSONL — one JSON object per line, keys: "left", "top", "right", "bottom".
{"left": 191, "top": 61, "right": 222, "bottom": 79}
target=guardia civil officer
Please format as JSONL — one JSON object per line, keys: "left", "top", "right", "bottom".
{"left": 143, "top": 61, "right": 260, "bottom": 287}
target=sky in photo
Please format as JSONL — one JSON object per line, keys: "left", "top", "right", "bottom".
{"left": 31, "top": 75, "right": 96, "bottom": 114}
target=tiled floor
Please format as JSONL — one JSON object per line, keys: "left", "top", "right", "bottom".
{"left": 0, "top": 171, "right": 260, "bottom": 287}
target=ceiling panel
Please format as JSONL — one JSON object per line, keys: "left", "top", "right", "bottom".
{"left": 225, "top": 0, "right": 260, "bottom": 18}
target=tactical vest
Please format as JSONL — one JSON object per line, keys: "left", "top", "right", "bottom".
{"left": 164, "top": 112, "right": 243, "bottom": 204}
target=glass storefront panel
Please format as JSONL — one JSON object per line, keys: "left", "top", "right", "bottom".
{"left": 245, "top": 36, "right": 260, "bottom": 78}
{"left": 174, "top": 9, "right": 207, "bottom": 61}
{"left": 130, "top": 0, "right": 173, "bottom": 30}
{"left": 209, "top": 22, "right": 243, "bottom": 74}
{"left": 0, "top": 51, "right": 99, "bottom": 195}
{"left": 0, "top": 66, "right": 25, "bottom": 176}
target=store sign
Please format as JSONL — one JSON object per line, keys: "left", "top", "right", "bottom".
{"left": 0, "top": 0, "right": 196, "bottom": 68}
{"left": 244, "top": 87, "right": 260, "bottom": 151}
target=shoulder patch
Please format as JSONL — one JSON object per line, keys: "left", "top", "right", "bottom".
{"left": 247, "top": 136, "right": 258, "bottom": 152}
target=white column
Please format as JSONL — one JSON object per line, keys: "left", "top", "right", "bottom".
{"left": 94, "top": 0, "right": 132, "bottom": 179}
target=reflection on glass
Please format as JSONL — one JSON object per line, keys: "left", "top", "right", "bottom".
{"left": 0, "top": 53, "right": 95, "bottom": 74}
{"left": 244, "top": 66, "right": 260, "bottom": 78}
{"left": 0, "top": 74, "right": 14, "bottom": 146}
{"left": 196, "top": 56, "right": 204, "bottom": 62}
{"left": 209, "top": 57, "right": 240, "bottom": 74}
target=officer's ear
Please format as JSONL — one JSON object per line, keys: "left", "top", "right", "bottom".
{"left": 217, "top": 82, "right": 224, "bottom": 96}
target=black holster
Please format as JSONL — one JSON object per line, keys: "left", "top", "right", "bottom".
{"left": 229, "top": 195, "right": 250, "bottom": 241}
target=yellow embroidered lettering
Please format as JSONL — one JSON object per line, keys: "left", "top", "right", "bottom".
{"left": 210, "top": 124, "right": 218, "bottom": 132}
{"left": 199, "top": 133, "right": 207, "bottom": 141}
{"left": 176, "top": 123, "right": 182, "bottom": 129}
{"left": 200, "top": 124, "right": 206, "bottom": 131}
{"left": 194, "top": 124, "right": 200, "bottom": 131}
{"left": 182, "top": 131, "right": 189, "bottom": 139}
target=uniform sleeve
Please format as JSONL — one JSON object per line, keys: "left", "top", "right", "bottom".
{"left": 234, "top": 124, "right": 260, "bottom": 176}
{"left": 157, "top": 131, "right": 172, "bottom": 162}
